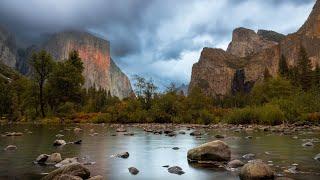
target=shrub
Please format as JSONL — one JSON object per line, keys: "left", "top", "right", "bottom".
{"left": 225, "top": 104, "right": 285, "bottom": 125}
{"left": 92, "top": 113, "right": 112, "bottom": 124}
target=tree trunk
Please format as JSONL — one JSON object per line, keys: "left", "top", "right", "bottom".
{"left": 39, "top": 82, "right": 45, "bottom": 118}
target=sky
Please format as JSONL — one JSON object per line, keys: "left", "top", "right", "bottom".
{"left": 0, "top": 0, "right": 316, "bottom": 90}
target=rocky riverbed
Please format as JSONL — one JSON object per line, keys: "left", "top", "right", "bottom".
{"left": 0, "top": 123, "right": 319, "bottom": 179}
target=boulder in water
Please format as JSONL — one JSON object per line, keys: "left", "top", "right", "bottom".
{"left": 46, "top": 153, "right": 62, "bottom": 164}
{"left": 228, "top": 159, "right": 245, "bottom": 168}
{"left": 36, "top": 154, "right": 50, "bottom": 164}
{"left": 116, "top": 152, "right": 129, "bottom": 158}
{"left": 55, "top": 158, "right": 78, "bottom": 168}
{"left": 239, "top": 159, "right": 274, "bottom": 180}
{"left": 314, "top": 153, "right": 320, "bottom": 161}
{"left": 42, "top": 162, "right": 90, "bottom": 180}
{"left": 53, "top": 139, "right": 66, "bottom": 146}
{"left": 168, "top": 166, "right": 185, "bottom": 175}
{"left": 128, "top": 167, "right": 139, "bottom": 175}
{"left": 4, "top": 145, "right": 17, "bottom": 151}
{"left": 187, "top": 140, "right": 231, "bottom": 163}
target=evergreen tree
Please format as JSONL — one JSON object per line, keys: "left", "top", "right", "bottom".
{"left": 48, "top": 50, "right": 84, "bottom": 113}
{"left": 279, "top": 55, "right": 289, "bottom": 77}
{"left": 30, "top": 50, "right": 54, "bottom": 117}
{"left": 297, "top": 46, "right": 312, "bottom": 91}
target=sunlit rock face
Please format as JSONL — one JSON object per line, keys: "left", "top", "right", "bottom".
{"left": 281, "top": 0, "right": 320, "bottom": 68}
{"left": 43, "top": 31, "right": 133, "bottom": 99}
{"left": 190, "top": 0, "right": 320, "bottom": 97}
{"left": 0, "top": 26, "right": 17, "bottom": 68}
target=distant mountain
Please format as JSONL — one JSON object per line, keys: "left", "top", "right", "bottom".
{"left": 189, "top": 0, "right": 320, "bottom": 97}
{"left": 0, "top": 26, "right": 17, "bottom": 68}
{"left": 177, "top": 83, "right": 188, "bottom": 95}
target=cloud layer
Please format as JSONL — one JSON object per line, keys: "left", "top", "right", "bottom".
{"left": 0, "top": 0, "right": 315, "bottom": 89}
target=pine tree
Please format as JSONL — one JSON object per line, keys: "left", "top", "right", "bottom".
{"left": 30, "top": 50, "right": 54, "bottom": 117}
{"left": 279, "top": 55, "right": 289, "bottom": 77}
{"left": 297, "top": 46, "right": 313, "bottom": 91}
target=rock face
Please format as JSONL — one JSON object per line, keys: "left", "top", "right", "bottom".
{"left": 42, "top": 31, "right": 133, "bottom": 99}
{"left": 189, "top": 0, "right": 320, "bottom": 97}
{"left": 0, "top": 26, "right": 17, "bottom": 68}
{"left": 187, "top": 140, "right": 231, "bottom": 163}
{"left": 227, "top": 27, "right": 278, "bottom": 58}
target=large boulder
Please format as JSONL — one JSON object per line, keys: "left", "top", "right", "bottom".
{"left": 239, "top": 159, "right": 274, "bottom": 180}
{"left": 46, "top": 153, "right": 62, "bottom": 164}
{"left": 55, "top": 158, "right": 78, "bottom": 168}
{"left": 42, "top": 163, "right": 90, "bottom": 180}
{"left": 187, "top": 140, "right": 231, "bottom": 163}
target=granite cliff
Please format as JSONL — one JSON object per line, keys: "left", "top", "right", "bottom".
{"left": 0, "top": 28, "right": 133, "bottom": 99}
{"left": 0, "top": 26, "right": 17, "bottom": 68}
{"left": 189, "top": 0, "right": 320, "bottom": 97}
{"left": 42, "top": 31, "right": 133, "bottom": 99}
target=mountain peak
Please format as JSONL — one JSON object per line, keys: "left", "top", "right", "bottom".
{"left": 298, "top": 0, "right": 320, "bottom": 37}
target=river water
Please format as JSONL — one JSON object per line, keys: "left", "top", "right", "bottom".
{"left": 0, "top": 124, "right": 319, "bottom": 180}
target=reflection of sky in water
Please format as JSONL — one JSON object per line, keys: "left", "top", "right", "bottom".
{"left": 0, "top": 124, "right": 319, "bottom": 180}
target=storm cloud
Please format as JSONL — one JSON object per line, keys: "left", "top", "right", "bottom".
{"left": 0, "top": 0, "right": 315, "bottom": 89}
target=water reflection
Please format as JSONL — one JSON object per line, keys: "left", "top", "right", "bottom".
{"left": 0, "top": 124, "right": 319, "bottom": 180}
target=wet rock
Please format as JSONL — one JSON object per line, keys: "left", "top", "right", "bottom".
{"left": 285, "top": 166, "right": 298, "bottom": 174}
{"left": 242, "top": 153, "right": 255, "bottom": 160}
{"left": 116, "top": 127, "right": 127, "bottom": 132}
{"left": 187, "top": 140, "right": 231, "bottom": 163}
{"left": 111, "top": 134, "right": 116, "bottom": 136}
{"left": 124, "top": 132, "right": 134, "bottom": 136}
{"left": 42, "top": 162, "right": 90, "bottom": 180}
{"left": 239, "top": 159, "right": 274, "bottom": 180}
{"left": 164, "top": 130, "right": 173, "bottom": 134}
{"left": 36, "top": 154, "right": 50, "bottom": 164}
{"left": 55, "top": 158, "right": 78, "bottom": 168}
{"left": 302, "top": 142, "right": 314, "bottom": 147}
{"left": 4, "top": 145, "right": 17, "bottom": 151}
{"left": 73, "top": 140, "right": 82, "bottom": 145}
{"left": 6, "top": 132, "right": 23, "bottom": 136}
{"left": 74, "top": 128, "right": 82, "bottom": 133}
{"left": 245, "top": 136, "right": 253, "bottom": 139}
{"left": 88, "top": 175, "right": 103, "bottom": 180}
{"left": 128, "top": 167, "right": 139, "bottom": 175}
{"left": 168, "top": 166, "right": 185, "bottom": 175}
{"left": 117, "top": 152, "right": 129, "bottom": 158}
{"left": 228, "top": 159, "right": 245, "bottom": 168}
{"left": 190, "top": 131, "right": 201, "bottom": 136}
{"left": 46, "top": 153, "right": 62, "bottom": 164}
{"left": 56, "top": 134, "right": 64, "bottom": 138}
{"left": 166, "top": 132, "right": 176, "bottom": 137}
{"left": 314, "top": 153, "right": 320, "bottom": 161}
{"left": 179, "top": 131, "right": 186, "bottom": 135}
{"left": 53, "top": 139, "right": 66, "bottom": 146}
{"left": 162, "top": 165, "right": 169, "bottom": 168}
{"left": 215, "top": 134, "right": 224, "bottom": 138}
{"left": 172, "top": 147, "right": 179, "bottom": 150}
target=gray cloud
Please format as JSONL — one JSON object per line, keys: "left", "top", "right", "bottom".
{"left": 0, "top": 0, "right": 316, "bottom": 89}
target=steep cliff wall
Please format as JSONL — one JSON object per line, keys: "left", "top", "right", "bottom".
{"left": 0, "top": 26, "right": 17, "bottom": 68}
{"left": 42, "top": 31, "right": 133, "bottom": 99}
{"left": 190, "top": 0, "right": 320, "bottom": 97}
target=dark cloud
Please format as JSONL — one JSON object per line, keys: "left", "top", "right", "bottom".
{"left": 0, "top": 0, "right": 316, "bottom": 89}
